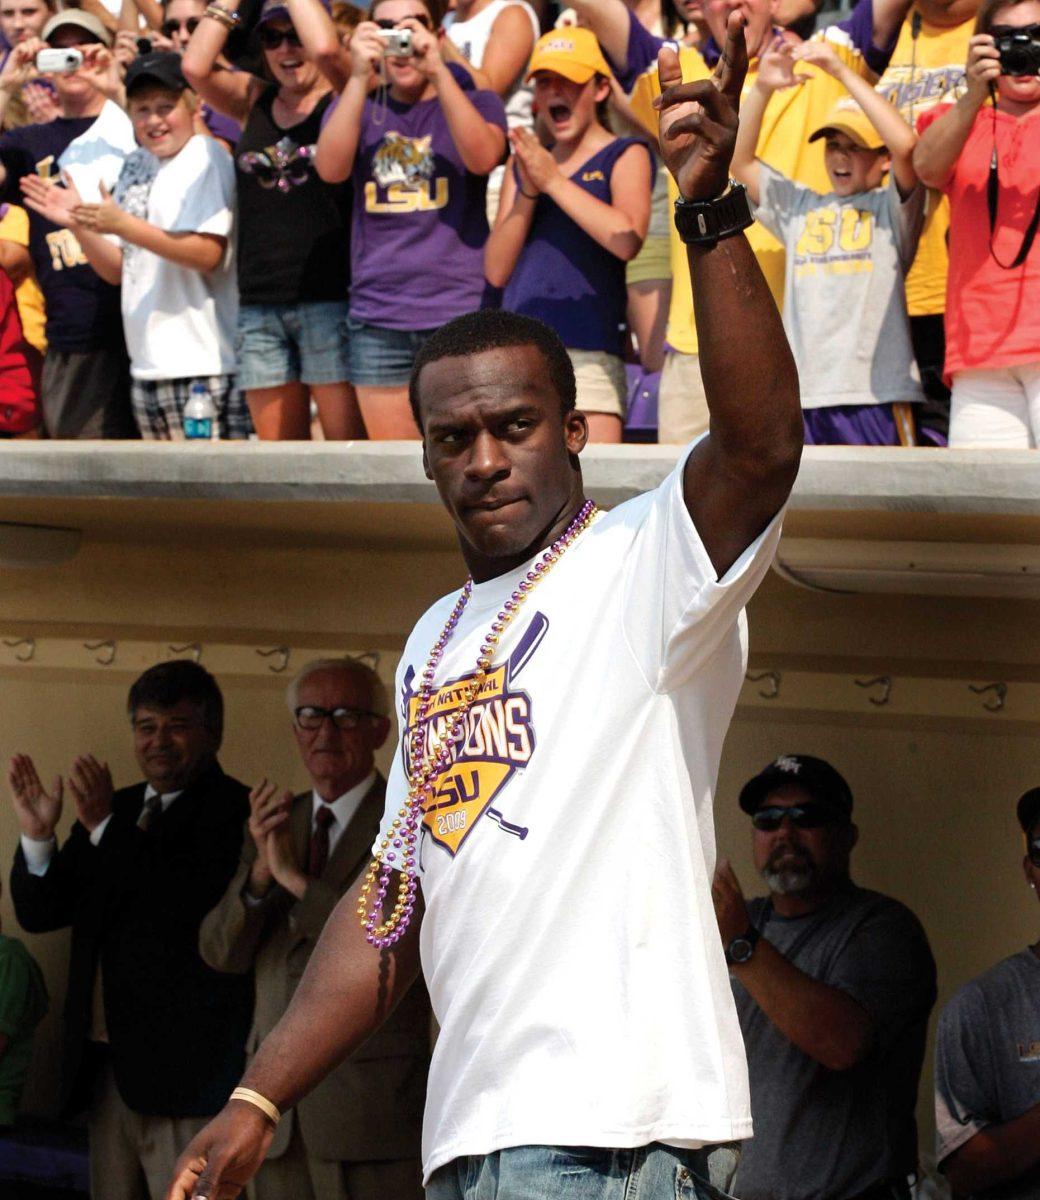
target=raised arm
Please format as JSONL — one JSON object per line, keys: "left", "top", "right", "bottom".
{"left": 286, "top": 0, "right": 350, "bottom": 92}
{"left": 166, "top": 870, "right": 423, "bottom": 1200}
{"left": 20, "top": 173, "right": 124, "bottom": 285}
{"left": 182, "top": 8, "right": 264, "bottom": 125}
{"left": 441, "top": 5, "right": 536, "bottom": 97}
{"left": 654, "top": 16, "right": 801, "bottom": 578}
{"left": 913, "top": 35, "right": 997, "bottom": 189}
{"left": 795, "top": 39, "right": 918, "bottom": 196}
{"left": 567, "top": 0, "right": 637, "bottom": 72}
{"left": 869, "top": 0, "right": 914, "bottom": 57}
{"left": 314, "top": 24, "right": 382, "bottom": 184}
{"left": 118, "top": 0, "right": 164, "bottom": 36}
{"left": 484, "top": 150, "right": 537, "bottom": 287}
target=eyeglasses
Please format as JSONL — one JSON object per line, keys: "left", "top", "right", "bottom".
{"left": 1029, "top": 837, "right": 1040, "bottom": 868}
{"left": 751, "top": 803, "right": 836, "bottom": 833}
{"left": 257, "top": 24, "right": 302, "bottom": 49}
{"left": 375, "top": 14, "right": 432, "bottom": 30}
{"left": 160, "top": 16, "right": 199, "bottom": 37}
{"left": 294, "top": 705, "right": 379, "bottom": 730}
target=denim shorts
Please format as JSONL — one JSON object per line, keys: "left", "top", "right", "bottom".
{"left": 235, "top": 300, "right": 351, "bottom": 391}
{"left": 427, "top": 1142, "right": 741, "bottom": 1200}
{"left": 345, "top": 317, "right": 439, "bottom": 388}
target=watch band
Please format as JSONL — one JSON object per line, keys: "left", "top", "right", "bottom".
{"left": 673, "top": 182, "right": 754, "bottom": 249}
{"left": 725, "top": 925, "right": 761, "bottom": 966}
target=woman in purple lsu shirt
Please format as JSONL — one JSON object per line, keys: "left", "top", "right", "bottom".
{"left": 314, "top": 0, "right": 507, "bottom": 439}
{"left": 484, "top": 28, "right": 652, "bottom": 443}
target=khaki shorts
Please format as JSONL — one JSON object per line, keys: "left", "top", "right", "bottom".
{"left": 626, "top": 234, "right": 672, "bottom": 286}
{"left": 658, "top": 350, "right": 709, "bottom": 444}
{"left": 569, "top": 349, "right": 628, "bottom": 418}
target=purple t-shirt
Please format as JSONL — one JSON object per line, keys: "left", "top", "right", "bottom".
{"left": 347, "top": 63, "right": 506, "bottom": 330}
{"left": 203, "top": 104, "right": 241, "bottom": 148}
{"left": 615, "top": 0, "right": 895, "bottom": 92}
{"left": 502, "top": 137, "right": 654, "bottom": 356}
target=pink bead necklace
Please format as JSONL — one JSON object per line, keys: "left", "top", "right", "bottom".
{"left": 357, "top": 498, "right": 600, "bottom": 948}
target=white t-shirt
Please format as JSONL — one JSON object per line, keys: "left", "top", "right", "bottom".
{"left": 114, "top": 136, "right": 237, "bottom": 381}
{"left": 376, "top": 446, "right": 783, "bottom": 1183}
{"left": 443, "top": 0, "right": 539, "bottom": 133}
{"left": 58, "top": 100, "right": 137, "bottom": 200}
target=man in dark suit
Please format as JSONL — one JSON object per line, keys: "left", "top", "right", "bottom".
{"left": 200, "top": 656, "right": 429, "bottom": 1200}
{"left": 8, "top": 659, "right": 252, "bottom": 1200}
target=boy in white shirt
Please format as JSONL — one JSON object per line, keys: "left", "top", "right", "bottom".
{"left": 29, "top": 52, "right": 249, "bottom": 438}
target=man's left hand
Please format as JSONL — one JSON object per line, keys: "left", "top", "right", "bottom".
{"left": 67, "top": 754, "right": 113, "bottom": 832}
{"left": 712, "top": 857, "right": 751, "bottom": 946}
{"left": 653, "top": 9, "right": 748, "bottom": 201}
{"left": 267, "top": 821, "right": 307, "bottom": 901}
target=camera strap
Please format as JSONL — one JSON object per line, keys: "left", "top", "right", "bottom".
{"left": 988, "top": 108, "right": 1040, "bottom": 269}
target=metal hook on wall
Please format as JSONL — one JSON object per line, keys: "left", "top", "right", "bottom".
{"left": 2, "top": 637, "right": 35, "bottom": 662}
{"left": 354, "top": 650, "right": 381, "bottom": 671}
{"left": 855, "top": 676, "right": 892, "bottom": 707}
{"left": 745, "top": 670, "right": 781, "bottom": 699}
{"left": 84, "top": 640, "right": 116, "bottom": 666}
{"left": 969, "top": 681, "right": 1007, "bottom": 712}
{"left": 169, "top": 643, "right": 202, "bottom": 664}
{"left": 256, "top": 646, "right": 290, "bottom": 674}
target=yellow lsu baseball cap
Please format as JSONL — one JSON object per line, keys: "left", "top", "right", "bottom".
{"left": 526, "top": 28, "right": 612, "bottom": 85}
{"left": 809, "top": 100, "right": 885, "bottom": 151}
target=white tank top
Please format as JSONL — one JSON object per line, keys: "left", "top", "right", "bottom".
{"left": 443, "top": 0, "right": 540, "bottom": 132}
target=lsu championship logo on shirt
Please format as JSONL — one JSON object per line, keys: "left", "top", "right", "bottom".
{"left": 366, "top": 131, "right": 448, "bottom": 213}
{"left": 794, "top": 205, "right": 875, "bottom": 278}
{"left": 401, "top": 613, "right": 547, "bottom": 856}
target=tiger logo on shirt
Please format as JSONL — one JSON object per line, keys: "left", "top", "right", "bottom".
{"left": 401, "top": 613, "right": 546, "bottom": 857}
{"left": 366, "top": 131, "right": 447, "bottom": 213}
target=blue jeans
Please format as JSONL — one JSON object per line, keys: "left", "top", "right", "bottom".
{"left": 426, "top": 1143, "right": 741, "bottom": 1200}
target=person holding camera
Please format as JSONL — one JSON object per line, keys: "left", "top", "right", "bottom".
{"left": 914, "top": 0, "right": 1040, "bottom": 448}
{"left": 182, "top": 0, "right": 362, "bottom": 440}
{"left": 313, "top": 0, "right": 507, "bottom": 439}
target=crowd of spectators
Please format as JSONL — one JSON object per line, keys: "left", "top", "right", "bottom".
{"left": 0, "top": 0, "right": 1034, "bottom": 444}
{"left": 0, "top": 662, "right": 1037, "bottom": 1200}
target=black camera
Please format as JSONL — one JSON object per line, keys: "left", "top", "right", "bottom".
{"left": 994, "top": 22, "right": 1040, "bottom": 76}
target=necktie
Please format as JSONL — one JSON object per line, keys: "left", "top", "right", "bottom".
{"left": 137, "top": 793, "right": 162, "bottom": 831}
{"left": 309, "top": 805, "right": 335, "bottom": 878}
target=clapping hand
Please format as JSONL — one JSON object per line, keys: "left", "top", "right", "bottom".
{"left": 8, "top": 754, "right": 62, "bottom": 841}
{"left": 22, "top": 79, "right": 62, "bottom": 123}
{"left": 510, "top": 127, "right": 559, "bottom": 194}
{"left": 20, "top": 169, "right": 84, "bottom": 229}
{"left": 73, "top": 182, "right": 128, "bottom": 236}
{"left": 246, "top": 779, "right": 291, "bottom": 896}
{"left": 67, "top": 754, "right": 113, "bottom": 832}
{"left": 266, "top": 817, "right": 306, "bottom": 900}
{"left": 653, "top": 8, "right": 748, "bottom": 201}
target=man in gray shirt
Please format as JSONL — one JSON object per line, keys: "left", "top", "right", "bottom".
{"left": 712, "top": 754, "right": 937, "bottom": 1200}
{"left": 934, "top": 789, "right": 1040, "bottom": 1199}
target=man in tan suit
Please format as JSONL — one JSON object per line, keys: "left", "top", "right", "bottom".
{"left": 200, "top": 656, "right": 429, "bottom": 1200}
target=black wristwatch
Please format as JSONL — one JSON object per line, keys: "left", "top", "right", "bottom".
{"left": 725, "top": 926, "right": 761, "bottom": 967}
{"left": 674, "top": 182, "right": 754, "bottom": 249}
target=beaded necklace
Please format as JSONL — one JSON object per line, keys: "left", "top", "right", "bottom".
{"left": 357, "top": 499, "right": 600, "bottom": 948}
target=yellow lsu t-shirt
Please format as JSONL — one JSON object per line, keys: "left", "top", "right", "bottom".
{"left": 0, "top": 204, "right": 46, "bottom": 355}
{"left": 876, "top": 12, "right": 972, "bottom": 317}
{"left": 631, "top": 28, "right": 881, "bottom": 355}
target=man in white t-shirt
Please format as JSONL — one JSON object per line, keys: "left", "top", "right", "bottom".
{"left": 168, "top": 16, "right": 802, "bottom": 1200}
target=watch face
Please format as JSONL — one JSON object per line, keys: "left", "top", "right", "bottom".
{"left": 729, "top": 937, "right": 754, "bottom": 964}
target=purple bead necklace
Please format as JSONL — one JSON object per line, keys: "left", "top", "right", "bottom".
{"left": 357, "top": 499, "right": 600, "bottom": 948}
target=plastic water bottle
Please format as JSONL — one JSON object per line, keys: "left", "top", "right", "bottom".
{"left": 183, "top": 382, "right": 219, "bottom": 441}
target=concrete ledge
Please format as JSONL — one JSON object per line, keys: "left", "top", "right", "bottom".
{"left": 0, "top": 442, "right": 1037, "bottom": 515}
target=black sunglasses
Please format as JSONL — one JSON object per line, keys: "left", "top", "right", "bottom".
{"left": 751, "top": 802, "right": 836, "bottom": 833}
{"left": 160, "top": 16, "right": 199, "bottom": 36}
{"left": 258, "top": 24, "right": 302, "bottom": 49}
{"left": 294, "top": 705, "right": 379, "bottom": 731}
{"left": 375, "top": 14, "right": 432, "bottom": 29}
{"left": 1029, "top": 837, "right": 1040, "bottom": 868}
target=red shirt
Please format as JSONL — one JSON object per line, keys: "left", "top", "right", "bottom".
{"left": 0, "top": 268, "right": 37, "bottom": 434}
{"left": 918, "top": 102, "right": 1040, "bottom": 379}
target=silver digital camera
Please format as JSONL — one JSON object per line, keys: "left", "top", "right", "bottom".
{"left": 35, "top": 48, "right": 84, "bottom": 74}
{"left": 378, "top": 28, "right": 413, "bottom": 56}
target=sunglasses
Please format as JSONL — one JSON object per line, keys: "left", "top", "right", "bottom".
{"left": 751, "top": 802, "right": 837, "bottom": 833}
{"left": 1029, "top": 837, "right": 1040, "bottom": 868}
{"left": 294, "top": 705, "right": 379, "bottom": 731}
{"left": 375, "top": 14, "right": 432, "bottom": 29}
{"left": 160, "top": 16, "right": 199, "bottom": 36}
{"left": 257, "top": 24, "right": 302, "bottom": 48}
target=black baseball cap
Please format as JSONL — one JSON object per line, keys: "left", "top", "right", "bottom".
{"left": 1017, "top": 788, "right": 1040, "bottom": 835}
{"left": 739, "top": 754, "right": 854, "bottom": 819}
{"left": 125, "top": 51, "right": 189, "bottom": 97}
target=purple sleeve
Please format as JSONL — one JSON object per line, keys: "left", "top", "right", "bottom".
{"left": 203, "top": 105, "right": 241, "bottom": 147}
{"left": 616, "top": 7, "right": 668, "bottom": 94}
{"left": 833, "top": 0, "right": 897, "bottom": 75}
{"left": 469, "top": 84, "right": 509, "bottom": 133}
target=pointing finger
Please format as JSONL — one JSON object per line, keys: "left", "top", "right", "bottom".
{"left": 714, "top": 9, "right": 749, "bottom": 107}
{"left": 656, "top": 42, "right": 683, "bottom": 98}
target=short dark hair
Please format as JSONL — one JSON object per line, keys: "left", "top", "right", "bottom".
{"left": 408, "top": 310, "right": 577, "bottom": 430}
{"left": 976, "top": 0, "right": 1031, "bottom": 32}
{"left": 127, "top": 660, "right": 224, "bottom": 742}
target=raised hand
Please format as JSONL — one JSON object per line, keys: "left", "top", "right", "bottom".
{"left": 245, "top": 780, "right": 290, "bottom": 897}
{"left": 20, "top": 169, "right": 84, "bottom": 229}
{"left": 790, "top": 38, "right": 842, "bottom": 79}
{"left": 653, "top": 8, "right": 749, "bottom": 201}
{"left": 266, "top": 817, "right": 306, "bottom": 900}
{"left": 965, "top": 33, "right": 1001, "bottom": 103}
{"left": 22, "top": 79, "right": 62, "bottom": 123}
{"left": 348, "top": 20, "right": 383, "bottom": 80}
{"left": 72, "top": 182, "right": 127, "bottom": 236}
{"left": 79, "top": 44, "right": 123, "bottom": 101}
{"left": 0, "top": 39, "right": 46, "bottom": 98}
{"left": 711, "top": 857, "right": 751, "bottom": 946}
{"left": 510, "top": 127, "right": 559, "bottom": 194}
{"left": 8, "top": 754, "right": 62, "bottom": 841}
{"left": 67, "top": 754, "right": 113, "bottom": 832}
